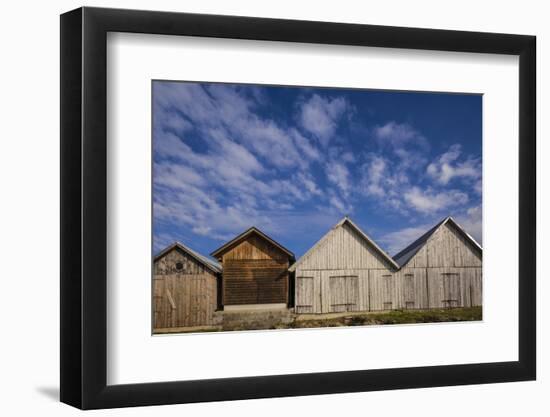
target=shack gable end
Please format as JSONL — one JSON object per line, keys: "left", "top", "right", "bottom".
{"left": 294, "top": 222, "right": 395, "bottom": 271}
{"left": 212, "top": 228, "right": 293, "bottom": 306}
{"left": 154, "top": 246, "right": 217, "bottom": 276}
{"left": 153, "top": 242, "right": 220, "bottom": 330}
{"left": 220, "top": 233, "right": 290, "bottom": 262}
{"left": 405, "top": 221, "right": 482, "bottom": 268}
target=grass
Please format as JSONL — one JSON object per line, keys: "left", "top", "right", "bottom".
{"left": 157, "top": 307, "right": 482, "bottom": 333}
{"left": 283, "top": 306, "right": 482, "bottom": 329}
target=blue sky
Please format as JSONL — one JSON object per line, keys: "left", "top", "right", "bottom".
{"left": 153, "top": 81, "right": 482, "bottom": 258}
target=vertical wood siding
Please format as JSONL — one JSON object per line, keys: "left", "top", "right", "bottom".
{"left": 222, "top": 234, "right": 289, "bottom": 261}
{"left": 220, "top": 233, "right": 291, "bottom": 306}
{"left": 295, "top": 276, "right": 315, "bottom": 313}
{"left": 154, "top": 247, "right": 208, "bottom": 275}
{"left": 153, "top": 273, "right": 218, "bottom": 329}
{"left": 294, "top": 221, "right": 482, "bottom": 314}
{"left": 153, "top": 246, "right": 219, "bottom": 330}
{"left": 297, "top": 223, "right": 392, "bottom": 270}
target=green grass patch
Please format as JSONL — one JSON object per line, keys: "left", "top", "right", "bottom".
{"left": 289, "top": 307, "right": 482, "bottom": 329}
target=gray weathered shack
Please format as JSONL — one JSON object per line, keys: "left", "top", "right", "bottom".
{"left": 292, "top": 216, "right": 482, "bottom": 314}
{"left": 393, "top": 217, "right": 482, "bottom": 309}
{"left": 153, "top": 242, "right": 221, "bottom": 331}
{"left": 289, "top": 217, "right": 399, "bottom": 314}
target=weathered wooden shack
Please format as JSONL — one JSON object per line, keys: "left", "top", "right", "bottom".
{"left": 393, "top": 217, "right": 482, "bottom": 309}
{"left": 153, "top": 242, "right": 221, "bottom": 331}
{"left": 291, "top": 216, "right": 483, "bottom": 314}
{"left": 211, "top": 227, "right": 295, "bottom": 310}
{"left": 289, "top": 217, "right": 400, "bottom": 314}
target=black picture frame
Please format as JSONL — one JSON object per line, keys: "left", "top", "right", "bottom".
{"left": 60, "top": 6, "right": 536, "bottom": 410}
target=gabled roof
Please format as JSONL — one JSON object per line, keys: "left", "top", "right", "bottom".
{"left": 289, "top": 217, "right": 400, "bottom": 272}
{"left": 393, "top": 216, "right": 483, "bottom": 268}
{"left": 154, "top": 241, "right": 222, "bottom": 273}
{"left": 210, "top": 227, "right": 295, "bottom": 260}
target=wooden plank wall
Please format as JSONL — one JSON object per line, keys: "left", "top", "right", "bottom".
{"left": 221, "top": 234, "right": 291, "bottom": 305}
{"left": 153, "top": 248, "right": 219, "bottom": 330}
{"left": 222, "top": 234, "right": 288, "bottom": 261}
{"left": 294, "top": 222, "right": 482, "bottom": 314}
{"left": 223, "top": 259, "right": 288, "bottom": 305}
{"left": 153, "top": 273, "right": 218, "bottom": 329}
{"left": 154, "top": 247, "right": 209, "bottom": 275}
{"left": 296, "top": 267, "right": 482, "bottom": 313}
{"left": 297, "top": 223, "right": 391, "bottom": 270}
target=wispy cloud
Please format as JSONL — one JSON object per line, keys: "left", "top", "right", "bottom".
{"left": 403, "top": 186, "right": 469, "bottom": 214}
{"left": 380, "top": 203, "right": 482, "bottom": 255}
{"left": 153, "top": 81, "right": 482, "bottom": 257}
{"left": 456, "top": 204, "right": 482, "bottom": 245}
{"left": 427, "top": 144, "right": 481, "bottom": 185}
{"left": 373, "top": 121, "right": 428, "bottom": 152}
{"left": 298, "top": 94, "right": 350, "bottom": 146}
{"left": 379, "top": 224, "right": 433, "bottom": 256}
{"left": 326, "top": 162, "right": 351, "bottom": 197}
{"left": 153, "top": 83, "right": 349, "bottom": 245}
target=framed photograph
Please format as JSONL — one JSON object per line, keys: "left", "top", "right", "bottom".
{"left": 60, "top": 6, "right": 536, "bottom": 409}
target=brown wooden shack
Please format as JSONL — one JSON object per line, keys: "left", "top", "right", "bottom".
{"left": 153, "top": 242, "right": 222, "bottom": 332}
{"left": 211, "top": 227, "right": 295, "bottom": 310}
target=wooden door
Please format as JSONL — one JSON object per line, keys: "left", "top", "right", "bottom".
{"left": 295, "top": 277, "right": 314, "bottom": 313}
{"left": 382, "top": 274, "right": 393, "bottom": 310}
{"left": 153, "top": 273, "right": 216, "bottom": 331}
{"left": 329, "top": 275, "right": 358, "bottom": 312}
{"left": 442, "top": 273, "right": 460, "bottom": 308}
{"left": 403, "top": 273, "right": 415, "bottom": 309}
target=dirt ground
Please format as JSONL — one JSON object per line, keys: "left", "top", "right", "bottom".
{"left": 282, "top": 306, "right": 482, "bottom": 329}
{"left": 154, "top": 307, "right": 482, "bottom": 334}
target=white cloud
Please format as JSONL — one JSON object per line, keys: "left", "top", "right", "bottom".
{"left": 155, "top": 82, "right": 322, "bottom": 172}
{"left": 456, "top": 204, "right": 482, "bottom": 245}
{"left": 373, "top": 121, "right": 429, "bottom": 150}
{"left": 328, "top": 194, "right": 353, "bottom": 214}
{"left": 153, "top": 232, "right": 186, "bottom": 253}
{"left": 326, "top": 162, "right": 351, "bottom": 196}
{"left": 361, "top": 156, "right": 387, "bottom": 197}
{"left": 153, "top": 82, "right": 481, "bottom": 252}
{"left": 427, "top": 144, "right": 481, "bottom": 185}
{"left": 379, "top": 224, "right": 433, "bottom": 256}
{"left": 291, "top": 129, "right": 323, "bottom": 162}
{"left": 374, "top": 121, "right": 416, "bottom": 141}
{"left": 474, "top": 179, "right": 482, "bottom": 195}
{"left": 359, "top": 154, "right": 409, "bottom": 214}
{"left": 379, "top": 203, "right": 483, "bottom": 255}
{"left": 153, "top": 162, "right": 206, "bottom": 188}
{"left": 152, "top": 82, "right": 332, "bottom": 234}
{"left": 207, "top": 128, "right": 266, "bottom": 174}
{"left": 403, "top": 186, "right": 469, "bottom": 213}
{"left": 296, "top": 172, "right": 323, "bottom": 197}
{"left": 298, "top": 94, "right": 349, "bottom": 145}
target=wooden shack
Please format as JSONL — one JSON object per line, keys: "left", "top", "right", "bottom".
{"left": 291, "top": 216, "right": 482, "bottom": 314}
{"left": 289, "top": 217, "right": 399, "bottom": 314}
{"left": 153, "top": 242, "right": 221, "bottom": 331}
{"left": 211, "top": 227, "right": 295, "bottom": 310}
{"left": 393, "top": 216, "right": 482, "bottom": 309}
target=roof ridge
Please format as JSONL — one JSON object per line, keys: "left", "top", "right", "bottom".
{"left": 211, "top": 226, "right": 294, "bottom": 259}
{"left": 393, "top": 216, "right": 482, "bottom": 268}
{"left": 392, "top": 218, "right": 446, "bottom": 260}
{"left": 288, "top": 224, "right": 339, "bottom": 272}
{"left": 155, "top": 241, "right": 222, "bottom": 273}
{"left": 290, "top": 216, "right": 399, "bottom": 271}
